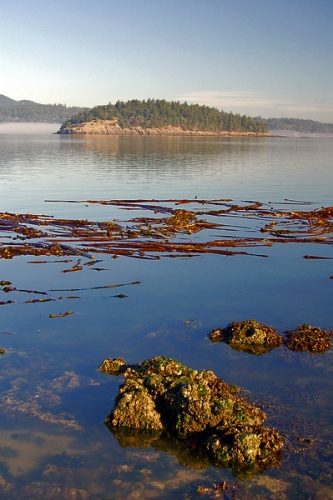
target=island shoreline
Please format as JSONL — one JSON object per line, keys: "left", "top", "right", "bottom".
{"left": 57, "top": 119, "right": 269, "bottom": 137}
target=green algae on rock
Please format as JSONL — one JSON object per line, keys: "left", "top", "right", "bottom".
{"left": 99, "top": 356, "right": 283, "bottom": 479}
{"left": 99, "top": 357, "right": 127, "bottom": 376}
{"left": 283, "top": 324, "right": 333, "bottom": 354}
{"left": 208, "top": 320, "right": 283, "bottom": 355}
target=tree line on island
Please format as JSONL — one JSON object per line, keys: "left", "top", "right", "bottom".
{"left": 59, "top": 99, "right": 268, "bottom": 133}
{"left": 1, "top": 94, "right": 332, "bottom": 133}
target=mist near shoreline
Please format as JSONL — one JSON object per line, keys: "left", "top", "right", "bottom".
{"left": 1, "top": 122, "right": 332, "bottom": 138}
{"left": 272, "top": 129, "right": 333, "bottom": 138}
{"left": 0, "top": 122, "right": 61, "bottom": 134}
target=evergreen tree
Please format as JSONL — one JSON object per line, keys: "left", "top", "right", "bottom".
{"left": 59, "top": 99, "right": 269, "bottom": 133}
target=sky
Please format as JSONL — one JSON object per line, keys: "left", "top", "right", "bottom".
{"left": 1, "top": 0, "right": 333, "bottom": 122}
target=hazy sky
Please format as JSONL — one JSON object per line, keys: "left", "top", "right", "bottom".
{"left": 1, "top": 0, "right": 332, "bottom": 121}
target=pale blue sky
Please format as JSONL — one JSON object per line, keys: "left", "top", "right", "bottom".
{"left": 1, "top": 0, "right": 332, "bottom": 121}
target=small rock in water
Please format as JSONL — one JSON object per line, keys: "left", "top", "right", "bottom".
{"left": 208, "top": 319, "right": 283, "bottom": 355}
{"left": 283, "top": 324, "right": 333, "bottom": 353}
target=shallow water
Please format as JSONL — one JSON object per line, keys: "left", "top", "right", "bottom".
{"left": 0, "top": 130, "right": 332, "bottom": 498}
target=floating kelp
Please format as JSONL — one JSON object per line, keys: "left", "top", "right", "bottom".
{"left": 27, "top": 259, "right": 73, "bottom": 264}
{"left": 61, "top": 259, "right": 83, "bottom": 273}
{"left": 208, "top": 320, "right": 283, "bottom": 355}
{"left": 99, "top": 356, "right": 283, "bottom": 479}
{"left": 283, "top": 324, "right": 333, "bottom": 354}
{"left": 303, "top": 255, "right": 333, "bottom": 260}
{"left": 83, "top": 259, "right": 103, "bottom": 266}
{"left": 49, "top": 311, "right": 73, "bottom": 319}
{"left": 0, "top": 278, "right": 140, "bottom": 308}
{"left": 49, "top": 281, "right": 141, "bottom": 292}
{"left": 25, "top": 298, "right": 55, "bottom": 304}
{"left": 0, "top": 279, "right": 55, "bottom": 306}
{"left": 0, "top": 199, "right": 332, "bottom": 260}
{"left": 1, "top": 286, "right": 48, "bottom": 295}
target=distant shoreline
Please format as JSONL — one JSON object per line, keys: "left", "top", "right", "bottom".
{"left": 57, "top": 119, "right": 269, "bottom": 137}
{"left": 0, "top": 122, "right": 332, "bottom": 138}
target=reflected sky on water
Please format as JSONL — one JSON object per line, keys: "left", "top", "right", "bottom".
{"left": 0, "top": 132, "right": 332, "bottom": 498}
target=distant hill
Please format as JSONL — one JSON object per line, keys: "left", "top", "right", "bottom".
{"left": 0, "top": 94, "right": 40, "bottom": 106}
{"left": 0, "top": 94, "right": 20, "bottom": 107}
{"left": 17, "top": 99, "right": 40, "bottom": 106}
{"left": 0, "top": 94, "right": 87, "bottom": 123}
{"left": 253, "top": 116, "right": 333, "bottom": 134}
{"left": 59, "top": 99, "right": 269, "bottom": 135}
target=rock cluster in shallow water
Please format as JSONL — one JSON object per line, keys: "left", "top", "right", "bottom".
{"left": 283, "top": 324, "right": 333, "bottom": 353}
{"left": 208, "top": 320, "right": 333, "bottom": 355}
{"left": 208, "top": 319, "right": 283, "bottom": 355}
{"left": 99, "top": 356, "right": 283, "bottom": 479}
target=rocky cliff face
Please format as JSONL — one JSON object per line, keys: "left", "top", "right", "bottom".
{"left": 58, "top": 119, "right": 268, "bottom": 136}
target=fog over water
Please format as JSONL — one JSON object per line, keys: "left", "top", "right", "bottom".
{"left": 0, "top": 122, "right": 61, "bottom": 134}
{"left": 272, "top": 128, "right": 333, "bottom": 138}
{"left": 1, "top": 123, "right": 332, "bottom": 138}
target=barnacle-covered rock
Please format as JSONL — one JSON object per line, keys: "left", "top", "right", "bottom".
{"left": 107, "top": 380, "right": 163, "bottom": 431}
{"left": 99, "top": 356, "right": 283, "bottom": 478}
{"left": 283, "top": 324, "right": 333, "bottom": 353}
{"left": 208, "top": 320, "right": 283, "bottom": 355}
{"left": 98, "top": 357, "right": 127, "bottom": 376}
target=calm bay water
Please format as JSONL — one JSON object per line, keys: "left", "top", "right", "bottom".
{"left": 0, "top": 128, "right": 332, "bottom": 499}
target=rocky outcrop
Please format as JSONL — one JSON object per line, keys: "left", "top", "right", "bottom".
{"left": 58, "top": 119, "right": 269, "bottom": 136}
{"left": 208, "top": 320, "right": 283, "bottom": 355}
{"left": 283, "top": 324, "right": 333, "bottom": 353}
{"left": 208, "top": 320, "right": 333, "bottom": 355}
{"left": 99, "top": 356, "right": 283, "bottom": 479}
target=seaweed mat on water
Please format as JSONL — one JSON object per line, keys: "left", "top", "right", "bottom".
{"left": 0, "top": 198, "right": 332, "bottom": 260}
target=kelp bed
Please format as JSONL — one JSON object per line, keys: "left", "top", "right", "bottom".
{"left": 0, "top": 198, "right": 333, "bottom": 499}
{"left": 0, "top": 198, "right": 333, "bottom": 261}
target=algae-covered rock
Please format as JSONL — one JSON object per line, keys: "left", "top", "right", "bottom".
{"left": 283, "top": 324, "right": 333, "bottom": 354}
{"left": 208, "top": 320, "right": 283, "bottom": 355}
{"left": 98, "top": 357, "right": 127, "bottom": 375}
{"left": 108, "top": 380, "right": 163, "bottom": 431}
{"left": 99, "top": 356, "right": 283, "bottom": 479}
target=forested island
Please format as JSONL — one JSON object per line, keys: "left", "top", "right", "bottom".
{"left": 0, "top": 94, "right": 86, "bottom": 123}
{"left": 58, "top": 99, "right": 268, "bottom": 136}
{"left": 254, "top": 116, "right": 333, "bottom": 134}
{"left": 2, "top": 94, "right": 333, "bottom": 134}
